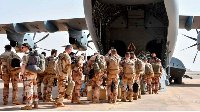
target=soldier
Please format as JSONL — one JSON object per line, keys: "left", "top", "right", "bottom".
{"left": 55, "top": 45, "right": 73, "bottom": 107}
{"left": 71, "top": 55, "right": 84, "bottom": 103}
{"left": 105, "top": 49, "right": 121, "bottom": 103}
{"left": 143, "top": 57, "right": 154, "bottom": 94}
{"left": 20, "top": 43, "right": 39, "bottom": 110}
{"left": 120, "top": 52, "right": 135, "bottom": 102}
{"left": 152, "top": 58, "right": 163, "bottom": 94}
{"left": 87, "top": 53, "right": 106, "bottom": 103}
{"left": 43, "top": 49, "right": 57, "bottom": 102}
{"left": 149, "top": 53, "right": 157, "bottom": 65}
{"left": 37, "top": 52, "right": 46, "bottom": 100}
{"left": 0, "top": 45, "right": 21, "bottom": 105}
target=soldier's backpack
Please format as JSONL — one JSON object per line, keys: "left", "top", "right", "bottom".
{"left": 93, "top": 55, "right": 106, "bottom": 74}
{"left": 45, "top": 56, "right": 58, "bottom": 74}
{"left": 145, "top": 63, "right": 154, "bottom": 77}
{"left": 108, "top": 56, "right": 120, "bottom": 74}
{"left": 133, "top": 82, "right": 139, "bottom": 93}
{"left": 152, "top": 63, "right": 161, "bottom": 74}
{"left": 26, "top": 50, "right": 42, "bottom": 73}
{"left": 135, "top": 58, "right": 145, "bottom": 74}
{"left": 55, "top": 53, "right": 65, "bottom": 75}
{"left": 1, "top": 51, "right": 21, "bottom": 74}
{"left": 123, "top": 60, "right": 135, "bottom": 75}
{"left": 111, "top": 81, "right": 115, "bottom": 93}
{"left": 39, "top": 54, "right": 45, "bottom": 73}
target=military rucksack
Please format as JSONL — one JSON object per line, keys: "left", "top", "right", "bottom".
{"left": 145, "top": 63, "right": 154, "bottom": 77}
{"left": 108, "top": 56, "right": 120, "bottom": 74}
{"left": 152, "top": 63, "right": 161, "bottom": 74}
{"left": 123, "top": 60, "right": 135, "bottom": 75}
{"left": 45, "top": 56, "right": 58, "bottom": 74}
{"left": 135, "top": 58, "right": 145, "bottom": 74}
{"left": 55, "top": 53, "right": 64, "bottom": 75}
{"left": 39, "top": 54, "right": 45, "bottom": 73}
{"left": 0, "top": 51, "right": 21, "bottom": 74}
{"left": 92, "top": 55, "right": 106, "bottom": 74}
{"left": 26, "top": 50, "right": 42, "bottom": 73}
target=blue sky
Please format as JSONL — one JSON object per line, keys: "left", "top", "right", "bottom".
{"left": 0, "top": 0, "right": 200, "bottom": 71}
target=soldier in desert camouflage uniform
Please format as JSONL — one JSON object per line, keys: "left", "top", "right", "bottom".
{"left": 105, "top": 49, "right": 121, "bottom": 103}
{"left": 71, "top": 55, "right": 84, "bottom": 103}
{"left": 0, "top": 45, "right": 21, "bottom": 105}
{"left": 55, "top": 45, "right": 73, "bottom": 107}
{"left": 37, "top": 52, "right": 46, "bottom": 100}
{"left": 43, "top": 49, "right": 57, "bottom": 102}
{"left": 20, "top": 43, "right": 38, "bottom": 110}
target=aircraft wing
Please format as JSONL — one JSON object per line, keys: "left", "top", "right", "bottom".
{"left": 0, "top": 18, "right": 87, "bottom": 34}
{"left": 179, "top": 16, "right": 200, "bottom": 30}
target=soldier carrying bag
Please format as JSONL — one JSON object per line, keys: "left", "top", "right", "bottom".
{"left": 5, "top": 51, "right": 21, "bottom": 74}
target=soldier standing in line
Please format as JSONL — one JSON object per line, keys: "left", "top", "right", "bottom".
{"left": 0, "top": 45, "right": 21, "bottom": 105}
{"left": 55, "top": 45, "right": 73, "bottom": 107}
{"left": 152, "top": 59, "right": 163, "bottom": 94}
{"left": 37, "top": 52, "right": 46, "bottom": 100}
{"left": 105, "top": 49, "right": 121, "bottom": 103}
{"left": 143, "top": 57, "right": 154, "bottom": 94}
{"left": 43, "top": 49, "right": 57, "bottom": 102}
{"left": 120, "top": 52, "right": 135, "bottom": 102}
{"left": 71, "top": 55, "right": 84, "bottom": 104}
{"left": 20, "top": 43, "right": 39, "bottom": 110}
{"left": 88, "top": 53, "right": 106, "bottom": 103}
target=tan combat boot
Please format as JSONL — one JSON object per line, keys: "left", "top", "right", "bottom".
{"left": 33, "top": 101, "right": 38, "bottom": 108}
{"left": 4, "top": 102, "right": 8, "bottom": 105}
{"left": 12, "top": 100, "right": 21, "bottom": 105}
{"left": 133, "top": 93, "right": 138, "bottom": 100}
{"left": 22, "top": 97, "right": 26, "bottom": 104}
{"left": 21, "top": 105, "right": 32, "bottom": 110}
{"left": 121, "top": 98, "right": 126, "bottom": 102}
{"left": 108, "top": 97, "right": 112, "bottom": 103}
{"left": 57, "top": 103, "right": 65, "bottom": 107}
{"left": 45, "top": 98, "right": 55, "bottom": 102}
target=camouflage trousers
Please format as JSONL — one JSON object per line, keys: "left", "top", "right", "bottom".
{"left": 106, "top": 74, "right": 119, "bottom": 102}
{"left": 133, "top": 73, "right": 141, "bottom": 99}
{"left": 43, "top": 74, "right": 56, "bottom": 100}
{"left": 37, "top": 73, "right": 45, "bottom": 99}
{"left": 91, "top": 74, "right": 103, "bottom": 102}
{"left": 147, "top": 77, "right": 153, "bottom": 94}
{"left": 55, "top": 73, "right": 74, "bottom": 105}
{"left": 72, "top": 78, "right": 82, "bottom": 101}
{"left": 152, "top": 76, "right": 160, "bottom": 92}
{"left": 2, "top": 73, "right": 19, "bottom": 103}
{"left": 121, "top": 75, "right": 134, "bottom": 101}
{"left": 23, "top": 71, "right": 38, "bottom": 106}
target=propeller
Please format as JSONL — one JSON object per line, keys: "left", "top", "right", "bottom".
{"left": 33, "top": 32, "right": 36, "bottom": 40}
{"left": 35, "top": 47, "right": 51, "bottom": 51}
{"left": 35, "top": 33, "right": 50, "bottom": 44}
{"left": 181, "top": 29, "right": 199, "bottom": 63}
{"left": 193, "top": 51, "right": 198, "bottom": 63}
{"left": 180, "top": 43, "right": 197, "bottom": 51}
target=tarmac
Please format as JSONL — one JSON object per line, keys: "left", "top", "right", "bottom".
{"left": 0, "top": 74, "right": 200, "bottom": 111}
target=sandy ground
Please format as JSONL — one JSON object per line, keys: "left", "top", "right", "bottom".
{"left": 0, "top": 74, "right": 200, "bottom": 111}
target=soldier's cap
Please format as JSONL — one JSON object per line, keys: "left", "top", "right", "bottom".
{"left": 111, "top": 49, "right": 117, "bottom": 54}
{"left": 22, "top": 43, "right": 30, "bottom": 49}
{"left": 156, "top": 58, "right": 161, "bottom": 62}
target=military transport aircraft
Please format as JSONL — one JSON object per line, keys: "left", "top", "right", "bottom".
{"left": 0, "top": 0, "right": 200, "bottom": 84}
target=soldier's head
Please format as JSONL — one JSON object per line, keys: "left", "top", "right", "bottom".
{"left": 41, "top": 52, "right": 46, "bottom": 57}
{"left": 130, "top": 52, "right": 135, "bottom": 58}
{"left": 21, "top": 43, "right": 30, "bottom": 53}
{"left": 111, "top": 49, "right": 117, "bottom": 56}
{"left": 156, "top": 58, "right": 161, "bottom": 63}
{"left": 4, "top": 45, "right": 12, "bottom": 52}
{"left": 51, "top": 49, "right": 57, "bottom": 57}
{"left": 125, "top": 52, "right": 130, "bottom": 59}
{"left": 65, "top": 45, "right": 73, "bottom": 54}
{"left": 143, "top": 57, "right": 148, "bottom": 63}
{"left": 152, "top": 53, "right": 156, "bottom": 57}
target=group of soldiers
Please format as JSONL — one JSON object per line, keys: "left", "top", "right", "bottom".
{"left": 0, "top": 43, "right": 163, "bottom": 110}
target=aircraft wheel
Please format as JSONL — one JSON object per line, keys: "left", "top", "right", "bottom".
{"left": 176, "top": 78, "right": 182, "bottom": 84}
